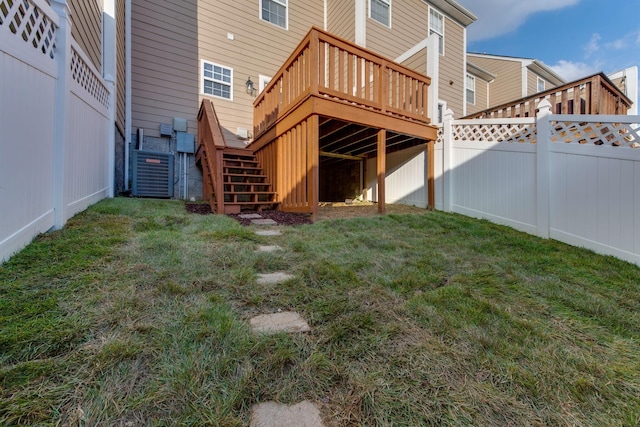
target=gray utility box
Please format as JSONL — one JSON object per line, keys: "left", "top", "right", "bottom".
{"left": 132, "top": 150, "right": 174, "bottom": 198}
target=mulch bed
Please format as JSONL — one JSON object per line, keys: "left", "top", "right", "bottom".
{"left": 185, "top": 203, "right": 312, "bottom": 226}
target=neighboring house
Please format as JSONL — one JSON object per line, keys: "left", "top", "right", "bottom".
{"left": 465, "top": 61, "right": 496, "bottom": 116}
{"left": 467, "top": 52, "right": 566, "bottom": 110}
{"left": 608, "top": 66, "right": 639, "bottom": 115}
{"left": 130, "top": 0, "right": 478, "bottom": 200}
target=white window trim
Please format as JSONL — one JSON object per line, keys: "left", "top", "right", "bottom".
{"left": 201, "top": 60, "right": 233, "bottom": 101}
{"left": 259, "top": 74, "right": 272, "bottom": 93}
{"left": 369, "top": 0, "right": 391, "bottom": 28}
{"left": 429, "top": 7, "right": 445, "bottom": 56}
{"left": 466, "top": 74, "right": 476, "bottom": 105}
{"left": 537, "top": 77, "right": 545, "bottom": 93}
{"left": 260, "top": 0, "right": 288, "bottom": 30}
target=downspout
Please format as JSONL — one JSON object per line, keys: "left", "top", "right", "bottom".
{"left": 124, "top": 0, "right": 132, "bottom": 190}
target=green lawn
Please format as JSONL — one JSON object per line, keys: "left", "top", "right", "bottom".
{"left": 1, "top": 198, "right": 639, "bottom": 426}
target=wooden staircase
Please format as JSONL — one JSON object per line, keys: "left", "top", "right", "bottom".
{"left": 220, "top": 150, "right": 279, "bottom": 213}
{"left": 196, "top": 100, "right": 278, "bottom": 214}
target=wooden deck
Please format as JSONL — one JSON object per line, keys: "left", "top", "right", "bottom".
{"left": 249, "top": 27, "right": 438, "bottom": 218}
{"left": 465, "top": 72, "right": 632, "bottom": 119}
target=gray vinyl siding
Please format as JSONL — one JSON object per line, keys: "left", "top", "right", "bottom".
{"left": 470, "top": 56, "right": 522, "bottom": 108}
{"left": 438, "top": 16, "right": 464, "bottom": 117}
{"left": 68, "top": 0, "right": 102, "bottom": 70}
{"left": 367, "top": 1, "right": 427, "bottom": 60}
{"left": 327, "top": 0, "right": 354, "bottom": 42}
{"left": 131, "top": 0, "right": 200, "bottom": 137}
{"left": 116, "top": 0, "right": 126, "bottom": 135}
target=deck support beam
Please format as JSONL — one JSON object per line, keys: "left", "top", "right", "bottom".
{"left": 377, "top": 128, "right": 386, "bottom": 214}
{"left": 427, "top": 141, "right": 435, "bottom": 210}
{"left": 308, "top": 115, "right": 320, "bottom": 221}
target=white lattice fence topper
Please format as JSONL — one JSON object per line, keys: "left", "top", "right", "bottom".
{"left": 551, "top": 121, "right": 640, "bottom": 148}
{"left": 0, "top": 0, "right": 57, "bottom": 58}
{"left": 452, "top": 123, "right": 537, "bottom": 144}
{"left": 70, "top": 46, "right": 110, "bottom": 109}
{"left": 435, "top": 125, "right": 443, "bottom": 144}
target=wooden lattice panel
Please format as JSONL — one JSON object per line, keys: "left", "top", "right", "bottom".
{"left": 551, "top": 120, "right": 640, "bottom": 148}
{"left": 70, "top": 47, "right": 110, "bottom": 108}
{"left": 0, "top": 0, "right": 57, "bottom": 59}
{"left": 452, "top": 123, "right": 537, "bottom": 144}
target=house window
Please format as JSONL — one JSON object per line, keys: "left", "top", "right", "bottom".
{"left": 261, "top": 0, "right": 287, "bottom": 29}
{"left": 259, "top": 74, "right": 272, "bottom": 93}
{"left": 429, "top": 8, "right": 444, "bottom": 55}
{"left": 466, "top": 74, "right": 475, "bottom": 105}
{"left": 537, "top": 77, "right": 545, "bottom": 93}
{"left": 202, "top": 61, "right": 233, "bottom": 100}
{"left": 370, "top": 0, "right": 391, "bottom": 27}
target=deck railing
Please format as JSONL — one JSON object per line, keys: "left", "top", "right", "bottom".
{"left": 253, "top": 27, "right": 431, "bottom": 138}
{"left": 466, "top": 73, "right": 632, "bottom": 119}
{"left": 197, "top": 99, "right": 226, "bottom": 213}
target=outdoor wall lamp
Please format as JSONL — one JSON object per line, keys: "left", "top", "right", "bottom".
{"left": 246, "top": 77, "right": 257, "bottom": 97}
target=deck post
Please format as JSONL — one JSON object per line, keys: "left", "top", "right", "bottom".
{"left": 307, "top": 115, "right": 320, "bottom": 220}
{"left": 377, "top": 128, "right": 386, "bottom": 214}
{"left": 427, "top": 140, "right": 435, "bottom": 210}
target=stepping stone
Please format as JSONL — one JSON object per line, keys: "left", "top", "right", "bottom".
{"left": 257, "top": 272, "right": 294, "bottom": 285}
{"left": 252, "top": 218, "right": 278, "bottom": 226}
{"left": 250, "top": 312, "right": 311, "bottom": 335}
{"left": 255, "top": 230, "right": 282, "bottom": 236}
{"left": 257, "top": 245, "right": 281, "bottom": 253}
{"left": 249, "top": 401, "right": 324, "bottom": 427}
{"left": 240, "top": 213, "right": 263, "bottom": 219}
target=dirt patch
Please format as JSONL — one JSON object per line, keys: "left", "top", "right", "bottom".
{"left": 317, "top": 202, "right": 427, "bottom": 221}
{"left": 186, "top": 201, "right": 427, "bottom": 224}
{"left": 185, "top": 202, "right": 212, "bottom": 215}
{"left": 229, "top": 210, "right": 312, "bottom": 226}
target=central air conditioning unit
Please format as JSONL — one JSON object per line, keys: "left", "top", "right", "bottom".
{"left": 132, "top": 150, "right": 174, "bottom": 198}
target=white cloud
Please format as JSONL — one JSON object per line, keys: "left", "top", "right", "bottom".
{"left": 550, "top": 60, "right": 598, "bottom": 81}
{"left": 584, "top": 33, "right": 601, "bottom": 57}
{"left": 457, "top": 0, "right": 580, "bottom": 41}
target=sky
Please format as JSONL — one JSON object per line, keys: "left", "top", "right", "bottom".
{"left": 456, "top": 0, "right": 639, "bottom": 105}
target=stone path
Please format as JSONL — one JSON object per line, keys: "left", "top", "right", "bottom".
{"left": 256, "top": 272, "right": 294, "bottom": 285}
{"left": 257, "top": 245, "right": 281, "bottom": 253}
{"left": 249, "top": 401, "right": 325, "bottom": 427}
{"left": 246, "top": 211, "right": 324, "bottom": 427}
{"left": 250, "top": 311, "right": 311, "bottom": 334}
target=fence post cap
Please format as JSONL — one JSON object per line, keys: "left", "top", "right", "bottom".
{"left": 537, "top": 100, "right": 552, "bottom": 116}
{"left": 444, "top": 109, "right": 455, "bottom": 119}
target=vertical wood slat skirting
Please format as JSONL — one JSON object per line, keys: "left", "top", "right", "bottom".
{"left": 255, "top": 116, "right": 320, "bottom": 214}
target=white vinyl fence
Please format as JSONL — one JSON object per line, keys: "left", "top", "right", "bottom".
{"left": 1, "top": 0, "right": 113, "bottom": 262}
{"left": 438, "top": 102, "right": 640, "bottom": 266}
